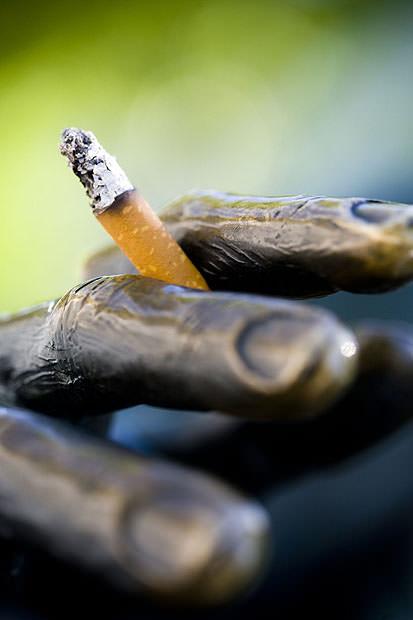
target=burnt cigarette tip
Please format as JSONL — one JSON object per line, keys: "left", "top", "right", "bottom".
{"left": 60, "top": 126, "right": 134, "bottom": 213}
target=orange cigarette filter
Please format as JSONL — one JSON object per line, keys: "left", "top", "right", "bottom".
{"left": 60, "top": 128, "right": 209, "bottom": 290}
{"left": 98, "top": 190, "right": 208, "bottom": 289}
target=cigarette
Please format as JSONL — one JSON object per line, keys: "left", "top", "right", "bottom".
{"left": 60, "top": 128, "right": 209, "bottom": 291}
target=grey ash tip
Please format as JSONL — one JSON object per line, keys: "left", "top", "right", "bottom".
{"left": 60, "top": 128, "right": 134, "bottom": 213}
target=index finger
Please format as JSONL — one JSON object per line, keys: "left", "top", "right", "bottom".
{"left": 85, "top": 190, "right": 413, "bottom": 298}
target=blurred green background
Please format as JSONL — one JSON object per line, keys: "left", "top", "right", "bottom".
{"left": 1, "top": 4, "right": 413, "bottom": 619}
{"left": 0, "top": 0, "right": 412, "bottom": 311}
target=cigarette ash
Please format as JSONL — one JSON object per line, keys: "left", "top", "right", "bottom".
{"left": 60, "top": 128, "right": 134, "bottom": 213}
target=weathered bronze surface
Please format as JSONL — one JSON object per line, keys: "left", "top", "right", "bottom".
{"left": 160, "top": 320, "right": 413, "bottom": 494}
{"left": 163, "top": 191, "right": 413, "bottom": 296}
{"left": 84, "top": 243, "right": 138, "bottom": 279}
{"left": 0, "top": 405, "right": 269, "bottom": 604}
{"left": 0, "top": 275, "right": 357, "bottom": 419}
{"left": 86, "top": 192, "right": 413, "bottom": 298}
{"left": 4, "top": 186, "right": 413, "bottom": 608}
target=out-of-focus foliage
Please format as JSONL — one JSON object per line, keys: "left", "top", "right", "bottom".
{"left": 0, "top": 0, "right": 412, "bottom": 310}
